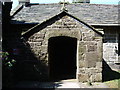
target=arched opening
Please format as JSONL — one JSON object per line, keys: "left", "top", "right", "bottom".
{"left": 48, "top": 36, "right": 77, "bottom": 80}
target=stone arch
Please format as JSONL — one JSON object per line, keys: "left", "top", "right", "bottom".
{"left": 45, "top": 30, "right": 81, "bottom": 41}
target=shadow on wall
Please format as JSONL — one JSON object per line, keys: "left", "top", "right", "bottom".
{"left": 13, "top": 38, "right": 48, "bottom": 82}
{"left": 102, "top": 60, "right": 120, "bottom": 82}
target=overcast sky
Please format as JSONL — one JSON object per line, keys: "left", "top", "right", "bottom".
{"left": 11, "top": 0, "right": 119, "bottom": 9}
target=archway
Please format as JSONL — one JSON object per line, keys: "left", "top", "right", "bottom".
{"left": 48, "top": 36, "right": 77, "bottom": 80}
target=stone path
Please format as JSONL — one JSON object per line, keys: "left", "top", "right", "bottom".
{"left": 14, "top": 79, "right": 109, "bottom": 88}
{"left": 55, "top": 79, "right": 80, "bottom": 88}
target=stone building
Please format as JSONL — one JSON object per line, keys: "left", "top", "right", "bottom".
{"left": 3, "top": 0, "right": 120, "bottom": 82}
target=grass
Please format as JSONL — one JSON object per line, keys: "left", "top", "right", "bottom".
{"left": 105, "top": 79, "right": 120, "bottom": 88}
{"left": 104, "top": 71, "right": 120, "bottom": 88}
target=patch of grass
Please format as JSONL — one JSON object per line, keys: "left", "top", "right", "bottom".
{"left": 104, "top": 71, "right": 120, "bottom": 88}
{"left": 105, "top": 79, "right": 120, "bottom": 88}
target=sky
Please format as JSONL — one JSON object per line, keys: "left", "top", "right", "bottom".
{"left": 11, "top": 0, "right": 120, "bottom": 9}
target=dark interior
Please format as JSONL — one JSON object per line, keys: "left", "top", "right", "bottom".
{"left": 48, "top": 36, "right": 77, "bottom": 80}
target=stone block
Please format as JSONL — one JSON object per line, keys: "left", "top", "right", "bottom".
{"left": 87, "top": 45, "right": 97, "bottom": 52}
{"left": 96, "top": 62, "right": 102, "bottom": 68}
{"left": 29, "top": 38, "right": 43, "bottom": 42}
{"left": 40, "top": 54, "right": 47, "bottom": 61}
{"left": 79, "top": 45, "right": 86, "bottom": 54}
{"left": 79, "top": 68, "right": 85, "bottom": 73}
{"left": 86, "top": 42, "right": 97, "bottom": 52}
{"left": 79, "top": 53, "right": 85, "bottom": 61}
{"left": 97, "top": 41, "right": 102, "bottom": 62}
{"left": 82, "top": 32, "right": 95, "bottom": 41}
{"left": 79, "top": 60, "right": 86, "bottom": 68}
{"left": 90, "top": 73, "right": 102, "bottom": 82}
{"left": 90, "top": 74, "right": 95, "bottom": 82}
{"left": 41, "top": 45, "right": 47, "bottom": 52}
{"left": 85, "top": 68, "right": 92, "bottom": 74}
{"left": 85, "top": 52, "right": 98, "bottom": 68}
{"left": 47, "top": 30, "right": 80, "bottom": 40}
{"left": 78, "top": 73, "right": 89, "bottom": 82}
{"left": 96, "top": 68, "right": 102, "bottom": 73}
{"left": 95, "top": 73, "right": 102, "bottom": 82}
{"left": 87, "top": 68, "right": 102, "bottom": 74}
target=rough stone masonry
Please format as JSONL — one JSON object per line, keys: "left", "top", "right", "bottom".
{"left": 25, "top": 14, "right": 103, "bottom": 82}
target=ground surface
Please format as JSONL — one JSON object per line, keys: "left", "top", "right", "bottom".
{"left": 13, "top": 63, "right": 120, "bottom": 88}
{"left": 14, "top": 79, "right": 109, "bottom": 88}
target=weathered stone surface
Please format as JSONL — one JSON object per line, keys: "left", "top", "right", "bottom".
{"left": 46, "top": 30, "right": 81, "bottom": 40}
{"left": 78, "top": 73, "right": 89, "bottom": 82}
{"left": 85, "top": 52, "right": 98, "bottom": 68}
{"left": 88, "top": 68, "right": 102, "bottom": 73}
{"left": 87, "top": 45, "right": 97, "bottom": 52}
{"left": 79, "top": 68, "right": 86, "bottom": 73}
{"left": 79, "top": 54, "right": 85, "bottom": 62}
{"left": 90, "top": 73, "right": 102, "bottom": 82}
{"left": 97, "top": 41, "right": 103, "bottom": 61}
{"left": 83, "top": 30, "right": 95, "bottom": 40}
{"left": 79, "top": 61, "right": 86, "bottom": 68}
{"left": 96, "top": 62, "right": 102, "bottom": 68}
{"left": 79, "top": 45, "right": 86, "bottom": 54}
{"left": 95, "top": 73, "right": 102, "bottom": 82}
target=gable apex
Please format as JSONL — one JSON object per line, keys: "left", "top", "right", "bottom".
{"left": 22, "top": 11, "right": 103, "bottom": 39}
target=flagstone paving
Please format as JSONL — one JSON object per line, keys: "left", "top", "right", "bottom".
{"left": 14, "top": 79, "right": 109, "bottom": 88}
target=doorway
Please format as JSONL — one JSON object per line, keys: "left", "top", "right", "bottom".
{"left": 48, "top": 36, "right": 77, "bottom": 80}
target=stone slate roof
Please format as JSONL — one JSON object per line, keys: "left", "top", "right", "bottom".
{"left": 11, "top": 3, "right": 118, "bottom": 25}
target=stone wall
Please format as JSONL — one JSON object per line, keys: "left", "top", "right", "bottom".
{"left": 78, "top": 40, "right": 102, "bottom": 82}
{"left": 26, "top": 15, "right": 102, "bottom": 82}
{"left": 103, "top": 27, "right": 120, "bottom": 64}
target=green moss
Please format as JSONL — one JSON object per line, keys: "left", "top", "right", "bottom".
{"left": 105, "top": 79, "right": 120, "bottom": 88}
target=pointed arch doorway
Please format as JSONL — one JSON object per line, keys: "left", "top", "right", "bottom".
{"left": 48, "top": 36, "right": 77, "bottom": 80}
